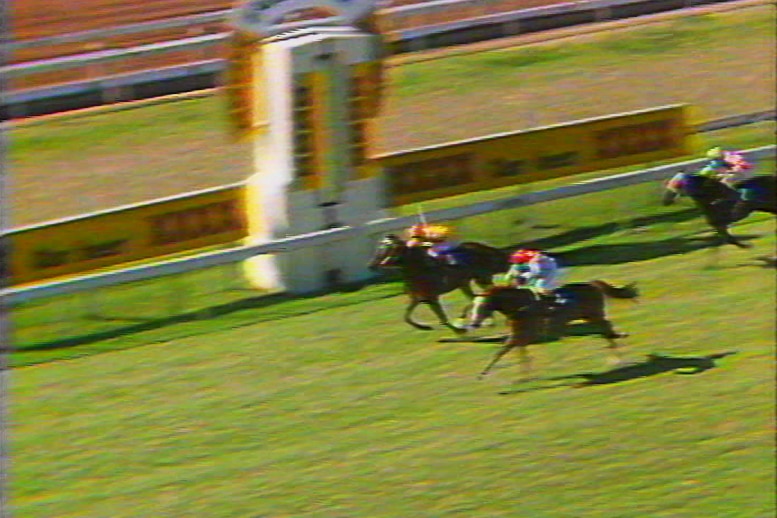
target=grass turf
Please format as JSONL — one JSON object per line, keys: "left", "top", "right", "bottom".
{"left": 9, "top": 212, "right": 776, "bottom": 517}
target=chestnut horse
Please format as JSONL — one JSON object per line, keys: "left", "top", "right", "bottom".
{"left": 368, "top": 234, "right": 509, "bottom": 334}
{"left": 469, "top": 281, "right": 638, "bottom": 378}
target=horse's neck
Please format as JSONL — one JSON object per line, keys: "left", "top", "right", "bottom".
{"left": 491, "top": 287, "right": 534, "bottom": 313}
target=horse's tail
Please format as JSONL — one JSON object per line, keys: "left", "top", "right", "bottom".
{"left": 589, "top": 280, "right": 640, "bottom": 301}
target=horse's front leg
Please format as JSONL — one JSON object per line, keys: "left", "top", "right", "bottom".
{"left": 479, "top": 324, "right": 531, "bottom": 379}
{"left": 706, "top": 211, "right": 750, "bottom": 248}
{"left": 715, "top": 224, "right": 750, "bottom": 248}
{"left": 456, "top": 284, "right": 476, "bottom": 322}
{"left": 457, "top": 283, "right": 495, "bottom": 328}
{"left": 603, "top": 337, "right": 627, "bottom": 366}
{"left": 426, "top": 299, "right": 466, "bottom": 335}
{"left": 405, "top": 299, "right": 434, "bottom": 331}
{"left": 455, "top": 283, "right": 486, "bottom": 328}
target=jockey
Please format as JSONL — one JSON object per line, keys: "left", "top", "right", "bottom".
{"left": 505, "top": 248, "right": 566, "bottom": 305}
{"left": 404, "top": 223, "right": 465, "bottom": 266}
{"left": 406, "top": 224, "right": 430, "bottom": 247}
{"left": 425, "top": 224, "right": 467, "bottom": 267}
{"left": 698, "top": 147, "right": 754, "bottom": 184}
{"left": 698, "top": 147, "right": 759, "bottom": 199}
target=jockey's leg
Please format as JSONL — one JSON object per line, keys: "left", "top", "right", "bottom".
{"left": 537, "top": 277, "right": 566, "bottom": 306}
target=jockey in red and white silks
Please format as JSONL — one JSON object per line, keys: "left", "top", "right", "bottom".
{"left": 505, "top": 249, "right": 562, "bottom": 296}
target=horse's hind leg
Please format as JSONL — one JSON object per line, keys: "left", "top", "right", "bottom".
{"left": 405, "top": 299, "right": 434, "bottom": 331}
{"left": 586, "top": 315, "right": 628, "bottom": 365}
{"left": 457, "top": 284, "right": 477, "bottom": 322}
{"left": 712, "top": 223, "right": 749, "bottom": 249}
{"left": 579, "top": 303, "right": 628, "bottom": 364}
{"left": 427, "top": 300, "right": 466, "bottom": 335}
{"left": 460, "top": 281, "right": 498, "bottom": 327}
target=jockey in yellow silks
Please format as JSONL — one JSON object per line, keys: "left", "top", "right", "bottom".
{"left": 405, "top": 224, "right": 465, "bottom": 266}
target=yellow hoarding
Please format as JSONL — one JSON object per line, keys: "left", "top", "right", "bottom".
{"left": 375, "top": 105, "right": 693, "bottom": 207}
{"left": 9, "top": 185, "right": 247, "bottom": 286}
{"left": 224, "top": 31, "right": 263, "bottom": 140}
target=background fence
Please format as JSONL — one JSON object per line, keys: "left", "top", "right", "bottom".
{"left": 8, "top": 144, "right": 774, "bottom": 363}
{"left": 4, "top": 144, "right": 773, "bottom": 307}
{"left": 1, "top": 0, "right": 750, "bottom": 119}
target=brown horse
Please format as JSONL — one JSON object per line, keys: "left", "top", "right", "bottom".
{"left": 368, "top": 234, "right": 510, "bottom": 334}
{"left": 662, "top": 172, "right": 776, "bottom": 248}
{"left": 469, "top": 281, "right": 638, "bottom": 378}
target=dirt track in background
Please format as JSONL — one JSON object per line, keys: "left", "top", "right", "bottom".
{"left": 9, "top": 0, "right": 564, "bottom": 89}
{"left": 8, "top": 0, "right": 776, "bottom": 227}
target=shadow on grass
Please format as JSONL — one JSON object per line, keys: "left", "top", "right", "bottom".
{"left": 13, "top": 207, "right": 765, "bottom": 359}
{"left": 498, "top": 351, "right": 738, "bottom": 395}
{"left": 440, "top": 321, "right": 633, "bottom": 345}
{"left": 510, "top": 210, "right": 763, "bottom": 265}
{"left": 513, "top": 208, "right": 700, "bottom": 246}
{"left": 15, "top": 277, "right": 402, "bottom": 354}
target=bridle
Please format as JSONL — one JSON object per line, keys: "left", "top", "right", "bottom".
{"left": 375, "top": 235, "right": 405, "bottom": 268}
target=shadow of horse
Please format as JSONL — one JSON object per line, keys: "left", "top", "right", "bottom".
{"left": 513, "top": 208, "right": 702, "bottom": 250}
{"left": 497, "top": 351, "right": 737, "bottom": 395}
{"left": 439, "top": 321, "right": 626, "bottom": 345}
{"left": 551, "top": 235, "right": 761, "bottom": 267}
{"left": 662, "top": 172, "right": 776, "bottom": 248}
{"left": 15, "top": 279, "right": 406, "bottom": 353}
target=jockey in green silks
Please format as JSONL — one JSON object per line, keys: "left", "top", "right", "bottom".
{"left": 698, "top": 147, "right": 759, "bottom": 201}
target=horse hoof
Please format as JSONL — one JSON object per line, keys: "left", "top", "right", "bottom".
{"left": 412, "top": 325, "right": 434, "bottom": 331}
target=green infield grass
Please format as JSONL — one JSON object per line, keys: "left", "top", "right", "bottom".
{"left": 9, "top": 213, "right": 775, "bottom": 517}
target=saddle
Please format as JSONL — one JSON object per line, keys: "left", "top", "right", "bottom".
{"left": 539, "top": 291, "right": 572, "bottom": 313}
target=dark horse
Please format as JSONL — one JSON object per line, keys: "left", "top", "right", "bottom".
{"left": 469, "top": 281, "right": 639, "bottom": 379}
{"left": 368, "top": 234, "right": 510, "bottom": 334}
{"left": 662, "top": 172, "right": 776, "bottom": 248}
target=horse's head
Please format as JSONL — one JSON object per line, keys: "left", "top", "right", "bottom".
{"left": 662, "top": 172, "right": 691, "bottom": 205}
{"left": 368, "top": 234, "right": 406, "bottom": 271}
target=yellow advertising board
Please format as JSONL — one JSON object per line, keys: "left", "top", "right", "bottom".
{"left": 224, "top": 30, "right": 264, "bottom": 140}
{"left": 8, "top": 185, "right": 247, "bottom": 286}
{"left": 374, "top": 105, "right": 694, "bottom": 207}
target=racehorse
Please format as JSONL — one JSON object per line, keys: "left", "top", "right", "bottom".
{"left": 469, "top": 281, "right": 639, "bottom": 379}
{"left": 662, "top": 172, "right": 776, "bottom": 248}
{"left": 368, "top": 234, "right": 510, "bottom": 334}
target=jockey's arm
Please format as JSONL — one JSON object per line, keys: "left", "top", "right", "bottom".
{"left": 526, "top": 259, "right": 545, "bottom": 277}
{"left": 504, "top": 264, "right": 527, "bottom": 286}
{"left": 697, "top": 164, "right": 721, "bottom": 178}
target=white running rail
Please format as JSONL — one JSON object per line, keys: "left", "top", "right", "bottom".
{"left": 2, "top": 145, "right": 774, "bottom": 306}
